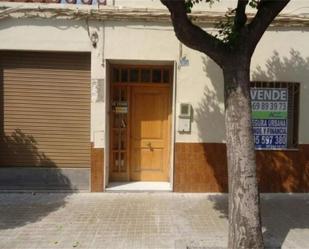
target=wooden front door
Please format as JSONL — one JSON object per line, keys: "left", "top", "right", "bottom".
{"left": 109, "top": 65, "right": 172, "bottom": 182}
{"left": 130, "top": 86, "right": 170, "bottom": 181}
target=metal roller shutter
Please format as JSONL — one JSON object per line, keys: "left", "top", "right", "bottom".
{"left": 0, "top": 51, "right": 91, "bottom": 168}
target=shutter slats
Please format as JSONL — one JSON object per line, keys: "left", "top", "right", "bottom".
{"left": 4, "top": 115, "right": 90, "bottom": 122}
{"left": 5, "top": 90, "right": 89, "bottom": 95}
{"left": 4, "top": 100, "right": 90, "bottom": 106}
{"left": 0, "top": 51, "right": 91, "bottom": 168}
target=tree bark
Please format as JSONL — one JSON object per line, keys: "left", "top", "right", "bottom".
{"left": 223, "top": 62, "right": 264, "bottom": 249}
{"left": 159, "top": 1, "right": 290, "bottom": 248}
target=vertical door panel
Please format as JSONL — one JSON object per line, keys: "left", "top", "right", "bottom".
{"left": 130, "top": 86, "right": 170, "bottom": 181}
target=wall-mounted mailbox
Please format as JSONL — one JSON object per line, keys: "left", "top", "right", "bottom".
{"left": 178, "top": 103, "right": 192, "bottom": 133}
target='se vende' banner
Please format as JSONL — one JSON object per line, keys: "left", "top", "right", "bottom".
{"left": 251, "top": 88, "right": 288, "bottom": 149}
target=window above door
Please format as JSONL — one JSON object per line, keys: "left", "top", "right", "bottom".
{"left": 112, "top": 65, "right": 173, "bottom": 84}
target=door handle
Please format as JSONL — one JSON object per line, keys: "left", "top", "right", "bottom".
{"left": 147, "top": 142, "right": 153, "bottom": 151}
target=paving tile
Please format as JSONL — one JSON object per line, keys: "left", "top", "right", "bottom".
{"left": 0, "top": 193, "right": 309, "bottom": 249}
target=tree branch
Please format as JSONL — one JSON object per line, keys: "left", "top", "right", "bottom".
{"left": 161, "top": 0, "right": 227, "bottom": 67}
{"left": 248, "top": 0, "right": 290, "bottom": 55}
{"left": 234, "top": 0, "right": 249, "bottom": 31}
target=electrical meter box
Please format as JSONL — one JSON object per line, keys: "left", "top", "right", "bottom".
{"left": 179, "top": 103, "right": 192, "bottom": 118}
{"left": 178, "top": 103, "right": 192, "bottom": 133}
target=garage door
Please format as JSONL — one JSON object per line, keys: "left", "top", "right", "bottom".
{"left": 0, "top": 51, "right": 91, "bottom": 168}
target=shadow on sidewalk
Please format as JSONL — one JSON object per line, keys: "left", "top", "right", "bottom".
{"left": 0, "top": 129, "right": 73, "bottom": 230}
{"left": 0, "top": 193, "right": 71, "bottom": 231}
{"left": 208, "top": 194, "right": 309, "bottom": 248}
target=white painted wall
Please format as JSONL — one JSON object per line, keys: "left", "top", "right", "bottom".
{"left": 109, "top": 0, "right": 309, "bottom": 15}
{"left": 1, "top": 11, "right": 309, "bottom": 145}
{"left": 102, "top": 21, "right": 225, "bottom": 143}
{"left": 176, "top": 47, "right": 225, "bottom": 143}
{"left": 252, "top": 28, "right": 309, "bottom": 144}
{"left": 0, "top": 18, "right": 91, "bottom": 52}
{"left": 102, "top": 21, "right": 309, "bottom": 145}
{"left": 89, "top": 21, "right": 106, "bottom": 148}
{"left": 104, "top": 21, "right": 178, "bottom": 61}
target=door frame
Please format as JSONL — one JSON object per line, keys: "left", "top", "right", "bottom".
{"left": 105, "top": 61, "right": 176, "bottom": 187}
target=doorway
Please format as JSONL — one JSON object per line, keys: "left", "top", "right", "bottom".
{"left": 109, "top": 65, "right": 172, "bottom": 183}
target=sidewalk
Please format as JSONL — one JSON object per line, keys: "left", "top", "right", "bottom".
{"left": 0, "top": 193, "right": 308, "bottom": 249}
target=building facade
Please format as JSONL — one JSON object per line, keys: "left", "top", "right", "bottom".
{"left": 0, "top": 0, "right": 309, "bottom": 192}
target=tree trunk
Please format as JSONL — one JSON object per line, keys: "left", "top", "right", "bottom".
{"left": 223, "top": 64, "right": 264, "bottom": 249}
